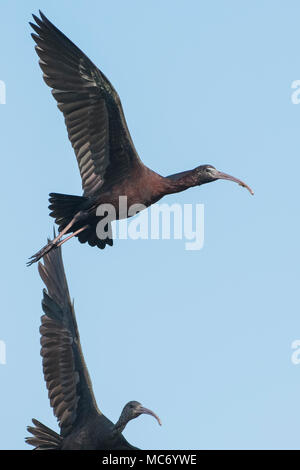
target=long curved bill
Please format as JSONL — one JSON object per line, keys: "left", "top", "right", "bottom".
{"left": 216, "top": 171, "right": 254, "bottom": 195}
{"left": 139, "top": 406, "right": 162, "bottom": 426}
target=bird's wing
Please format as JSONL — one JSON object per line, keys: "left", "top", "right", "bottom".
{"left": 30, "top": 11, "right": 143, "bottom": 196}
{"left": 38, "top": 239, "right": 100, "bottom": 437}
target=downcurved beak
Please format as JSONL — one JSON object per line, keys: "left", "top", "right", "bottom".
{"left": 215, "top": 170, "right": 254, "bottom": 195}
{"left": 139, "top": 406, "right": 162, "bottom": 426}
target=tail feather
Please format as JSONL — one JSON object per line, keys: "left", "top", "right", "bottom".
{"left": 26, "top": 419, "right": 62, "bottom": 450}
{"left": 48, "top": 193, "right": 88, "bottom": 231}
{"left": 27, "top": 192, "right": 114, "bottom": 266}
{"left": 49, "top": 192, "right": 113, "bottom": 248}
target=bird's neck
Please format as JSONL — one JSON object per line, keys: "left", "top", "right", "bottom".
{"left": 164, "top": 168, "right": 199, "bottom": 195}
{"left": 113, "top": 418, "right": 127, "bottom": 434}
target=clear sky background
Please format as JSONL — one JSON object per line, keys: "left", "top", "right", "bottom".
{"left": 1, "top": 0, "right": 300, "bottom": 450}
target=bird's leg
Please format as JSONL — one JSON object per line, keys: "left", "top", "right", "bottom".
{"left": 50, "top": 219, "right": 79, "bottom": 245}
{"left": 56, "top": 225, "right": 90, "bottom": 247}
{"left": 52, "top": 211, "right": 88, "bottom": 244}
{"left": 27, "top": 212, "right": 88, "bottom": 266}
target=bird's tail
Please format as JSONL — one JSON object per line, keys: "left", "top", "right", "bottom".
{"left": 48, "top": 192, "right": 89, "bottom": 232}
{"left": 26, "top": 419, "right": 62, "bottom": 450}
{"left": 27, "top": 193, "right": 89, "bottom": 266}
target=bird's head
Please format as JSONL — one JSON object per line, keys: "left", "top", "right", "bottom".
{"left": 114, "top": 400, "right": 161, "bottom": 433}
{"left": 195, "top": 165, "right": 254, "bottom": 195}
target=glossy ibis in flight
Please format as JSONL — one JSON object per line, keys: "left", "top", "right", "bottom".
{"left": 28, "top": 11, "right": 253, "bottom": 266}
{"left": 26, "top": 241, "right": 161, "bottom": 449}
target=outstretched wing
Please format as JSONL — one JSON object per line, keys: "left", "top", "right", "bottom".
{"left": 30, "top": 11, "right": 143, "bottom": 196}
{"left": 38, "top": 239, "right": 100, "bottom": 437}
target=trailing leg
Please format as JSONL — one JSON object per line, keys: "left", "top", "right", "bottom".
{"left": 27, "top": 211, "right": 89, "bottom": 266}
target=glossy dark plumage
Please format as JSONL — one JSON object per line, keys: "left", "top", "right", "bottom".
{"left": 26, "top": 241, "right": 161, "bottom": 450}
{"left": 28, "top": 11, "right": 253, "bottom": 265}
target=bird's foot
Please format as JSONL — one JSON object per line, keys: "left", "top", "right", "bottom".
{"left": 27, "top": 241, "right": 57, "bottom": 266}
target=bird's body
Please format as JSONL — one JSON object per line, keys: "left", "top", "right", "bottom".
{"left": 29, "top": 414, "right": 138, "bottom": 450}
{"left": 26, "top": 241, "right": 161, "bottom": 450}
{"left": 28, "top": 11, "right": 253, "bottom": 265}
{"left": 76, "top": 166, "right": 174, "bottom": 218}
{"left": 60, "top": 414, "right": 138, "bottom": 450}
{"left": 51, "top": 165, "right": 200, "bottom": 228}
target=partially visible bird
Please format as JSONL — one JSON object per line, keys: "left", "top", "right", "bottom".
{"left": 28, "top": 11, "right": 253, "bottom": 266}
{"left": 26, "top": 239, "right": 161, "bottom": 450}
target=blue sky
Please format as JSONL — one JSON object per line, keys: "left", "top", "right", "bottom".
{"left": 1, "top": 0, "right": 300, "bottom": 450}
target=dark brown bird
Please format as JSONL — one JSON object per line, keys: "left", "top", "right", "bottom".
{"left": 28, "top": 11, "right": 253, "bottom": 266}
{"left": 26, "top": 240, "right": 161, "bottom": 450}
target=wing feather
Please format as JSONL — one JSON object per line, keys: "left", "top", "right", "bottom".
{"left": 30, "top": 11, "right": 142, "bottom": 196}
{"left": 38, "top": 240, "right": 99, "bottom": 437}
